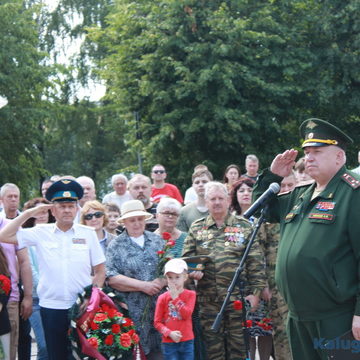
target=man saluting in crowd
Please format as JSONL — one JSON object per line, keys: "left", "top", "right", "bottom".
{"left": 0, "top": 179, "right": 105, "bottom": 360}
{"left": 254, "top": 118, "right": 360, "bottom": 360}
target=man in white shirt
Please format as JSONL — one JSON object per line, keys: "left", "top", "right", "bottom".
{"left": 0, "top": 179, "right": 105, "bottom": 360}
{"left": 102, "top": 173, "right": 132, "bottom": 208}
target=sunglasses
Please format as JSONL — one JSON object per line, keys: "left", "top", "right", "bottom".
{"left": 84, "top": 211, "right": 104, "bottom": 220}
{"left": 153, "top": 170, "right": 165, "bottom": 174}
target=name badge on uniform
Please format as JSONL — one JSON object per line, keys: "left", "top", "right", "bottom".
{"left": 315, "top": 201, "right": 336, "bottom": 212}
{"left": 72, "top": 238, "right": 86, "bottom": 244}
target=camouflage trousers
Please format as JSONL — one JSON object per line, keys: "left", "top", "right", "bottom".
{"left": 198, "top": 301, "right": 248, "bottom": 360}
{"left": 269, "top": 288, "right": 292, "bottom": 360}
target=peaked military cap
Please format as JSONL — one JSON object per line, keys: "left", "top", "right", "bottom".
{"left": 300, "top": 118, "right": 353, "bottom": 150}
{"left": 45, "top": 179, "right": 83, "bottom": 202}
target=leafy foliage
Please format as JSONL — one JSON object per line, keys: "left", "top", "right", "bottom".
{"left": 0, "top": 0, "right": 49, "bottom": 198}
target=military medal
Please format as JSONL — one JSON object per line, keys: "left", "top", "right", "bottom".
{"left": 224, "top": 241, "right": 230, "bottom": 246}
{"left": 315, "top": 201, "right": 335, "bottom": 211}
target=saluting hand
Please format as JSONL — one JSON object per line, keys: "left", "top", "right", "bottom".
{"left": 270, "top": 149, "right": 298, "bottom": 178}
{"left": 25, "top": 204, "right": 53, "bottom": 218}
{"left": 352, "top": 315, "right": 360, "bottom": 340}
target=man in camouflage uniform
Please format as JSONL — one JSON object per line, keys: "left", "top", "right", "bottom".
{"left": 262, "top": 222, "right": 292, "bottom": 360}
{"left": 259, "top": 173, "right": 299, "bottom": 360}
{"left": 182, "top": 181, "right": 266, "bottom": 360}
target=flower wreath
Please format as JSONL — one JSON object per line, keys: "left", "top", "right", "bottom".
{"left": 69, "top": 286, "right": 145, "bottom": 360}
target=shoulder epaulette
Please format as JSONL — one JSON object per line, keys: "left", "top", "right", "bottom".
{"left": 342, "top": 173, "right": 360, "bottom": 189}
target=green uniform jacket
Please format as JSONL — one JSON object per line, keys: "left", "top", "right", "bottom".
{"left": 182, "top": 213, "right": 266, "bottom": 303}
{"left": 253, "top": 166, "right": 360, "bottom": 321}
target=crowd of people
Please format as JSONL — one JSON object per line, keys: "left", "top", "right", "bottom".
{"left": 1, "top": 118, "right": 360, "bottom": 360}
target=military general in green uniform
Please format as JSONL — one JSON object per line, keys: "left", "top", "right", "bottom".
{"left": 182, "top": 181, "right": 266, "bottom": 360}
{"left": 254, "top": 118, "right": 360, "bottom": 360}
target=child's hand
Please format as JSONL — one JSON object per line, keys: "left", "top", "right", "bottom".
{"left": 169, "top": 330, "right": 182, "bottom": 343}
{"left": 168, "top": 283, "right": 180, "bottom": 300}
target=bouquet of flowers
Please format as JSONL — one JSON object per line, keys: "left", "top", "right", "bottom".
{"left": 156, "top": 232, "right": 176, "bottom": 277}
{"left": 0, "top": 274, "right": 11, "bottom": 296}
{"left": 233, "top": 299, "right": 273, "bottom": 335}
{"left": 69, "top": 286, "right": 143, "bottom": 360}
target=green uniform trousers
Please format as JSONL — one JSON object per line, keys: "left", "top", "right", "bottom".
{"left": 199, "top": 301, "right": 248, "bottom": 360}
{"left": 287, "top": 311, "right": 353, "bottom": 360}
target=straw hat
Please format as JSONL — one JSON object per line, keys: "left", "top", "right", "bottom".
{"left": 118, "top": 200, "right": 153, "bottom": 223}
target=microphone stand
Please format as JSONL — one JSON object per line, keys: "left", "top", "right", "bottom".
{"left": 211, "top": 204, "right": 269, "bottom": 360}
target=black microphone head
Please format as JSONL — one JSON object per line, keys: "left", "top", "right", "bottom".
{"left": 269, "top": 183, "right": 281, "bottom": 194}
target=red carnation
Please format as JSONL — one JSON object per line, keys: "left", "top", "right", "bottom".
{"left": 242, "top": 320, "right": 252, "bottom": 328}
{"left": 128, "top": 329, "right": 135, "bottom": 336}
{"left": 101, "top": 304, "right": 110, "bottom": 312}
{"left": 233, "top": 300, "right": 243, "bottom": 311}
{"left": 122, "top": 318, "right": 133, "bottom": 327}
{"left": 112, "top": 324, "right": 121, "bottom": 334}
{"left": 167, "top": 240, "right": 175, "bottom": 247}
{"left": 90, "top": 321, "right": 99, "bottom": 330}
{"left": 107, "top": 308, "right": 119, "bottom": 318}
{"left": 132, "top": 333, "right": 140, "bottom": 344}
{"left": 120, "top": 333, "right": 132, "bottom": 348}
{"left": 94, "top": 313, "right": 108, "bottom": 322}
{"left": 162, "top": 232, "right": 171, "bottom": 240}
{"left": 0, "top": 275, "right": 11, "bottom": 295}
{"left": 87, "top": 337, "right": 99, "bottom": 349}
{"left": 157, "top": 250, "right": 165, "bottom": 255}
{"left": 104, "top": 334, "right": 114, "bottom": 346}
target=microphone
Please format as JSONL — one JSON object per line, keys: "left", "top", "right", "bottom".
{"left": 243, "top": 183, "right": 281, "bottom": 219}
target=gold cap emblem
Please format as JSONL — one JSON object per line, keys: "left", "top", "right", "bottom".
{"left": 63, "top": 191, "right": 71, "bottom": 197}
{"left": 306, "top": 120, "right": 317, "bottom": 129}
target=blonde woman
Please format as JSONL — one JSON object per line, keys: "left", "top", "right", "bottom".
{"left": 80, "top": 200, "right": 117, "bottom": 254}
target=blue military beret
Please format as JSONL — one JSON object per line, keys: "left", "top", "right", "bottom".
{"left": 45, "top": 179, "right": 84, "bottom": 202}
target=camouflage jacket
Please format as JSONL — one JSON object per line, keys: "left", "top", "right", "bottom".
{"left": 258, "top": 222, "right": 281, "bottom": 291}
{"left": 182, "top": 213, "right": 266, "bottom": 303}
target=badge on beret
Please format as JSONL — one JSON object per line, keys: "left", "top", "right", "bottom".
{"left": 62, "top": 180, "right": 71, "bottom": 184}
{"left": 63, "top": 191, "right": 71, "bottom": 197}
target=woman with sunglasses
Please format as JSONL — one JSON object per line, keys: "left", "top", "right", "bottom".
{"left": 80, "top": 200, "right": 117, "bottom": 255}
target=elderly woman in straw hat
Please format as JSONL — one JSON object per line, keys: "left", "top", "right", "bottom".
{"left": 106, "top": 200, "right": 166, "bottom": 360}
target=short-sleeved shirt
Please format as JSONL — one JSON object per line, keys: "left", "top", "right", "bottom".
{"left": 151, "top": 183, "right": 183, "bottom": 204}
{"left": 17, "top": 223, "right": 105, "bottom": 309}
{"left": 102, "top": 191, "right": 133, "bottom": 209}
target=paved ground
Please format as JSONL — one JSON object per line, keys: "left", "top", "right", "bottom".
{"left": 30, "top": 340, "right": 266, "bottom": 359}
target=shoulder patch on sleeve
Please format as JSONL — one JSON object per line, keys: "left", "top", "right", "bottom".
{"left": 341, "top": 173, "right": 360, "bottom": 189}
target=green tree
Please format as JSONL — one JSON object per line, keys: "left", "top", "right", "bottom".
{"left": 93, "top": 0, "right": 360, "bottom": 184}
{"left": 0, "top": 0, "right": 50, "bottom": 198}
